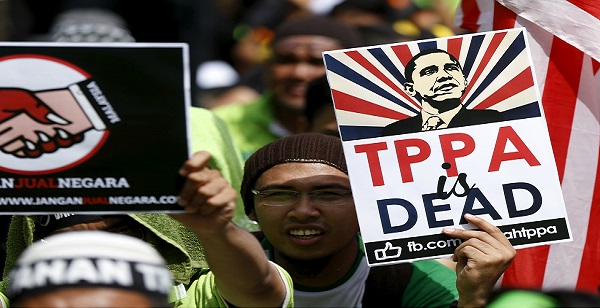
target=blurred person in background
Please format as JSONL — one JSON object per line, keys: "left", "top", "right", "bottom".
{"left": 50, "top": 0, "right": 222, "bottom": 107}
{"left": 203, "top": 0, "right": 342, "bottom": 109}
{"left": 0, "top": 0, "right": 9, "bottom": 40}
{"left": 486, "top": 288, "right": 600, "bottom": 308}
{"left": 329, "top": 0, "right": 456, "bottom": 43}
{"left": 2, "top": 0, "right": 251, "bottom": 107}
{"left": 211, "top": 14, "right": 361, "bottom": 160}
{"left": 411, "top": 0, "right": 461, "bottom": 31}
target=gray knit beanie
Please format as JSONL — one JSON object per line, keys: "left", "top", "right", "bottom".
{"left": 242, "top": 133, "right": 347, "bottom": 215}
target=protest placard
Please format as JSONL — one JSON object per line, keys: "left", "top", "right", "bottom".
{"left": 0, "top": 43, "right": 190, "bottom": 213}
{"left": 323, "top": 28, "right": 572, "bottom": 266}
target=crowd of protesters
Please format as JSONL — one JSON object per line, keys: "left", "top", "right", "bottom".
{"left": 2, "top": 0, "right": 599, "bottom": 307}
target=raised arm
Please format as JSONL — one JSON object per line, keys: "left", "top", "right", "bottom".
{"left": 442, "top": 214, "right": 516, "bottom": 308}
{"left": 170, "top": 151, "right": 289, "bottom": 307}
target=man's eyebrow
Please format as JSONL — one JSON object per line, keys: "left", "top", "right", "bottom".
{"left": 255, "top": 183, "right": 351, "bottom": 191}
{"left": 312, "top": 184, "right": 352, "bottom": 190}
{"left": 254, "top": 184, "right": 295, "bottom": 190}
{"left": 444, "top": 62, "right": 460, "bottom": 69}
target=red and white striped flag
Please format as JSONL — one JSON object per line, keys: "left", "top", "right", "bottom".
{"left": 455, "top": 0, "right": 600, "bottom": 293}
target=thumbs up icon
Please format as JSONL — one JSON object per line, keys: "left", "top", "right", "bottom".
{"left": 374, "top": 242, "right": 402, "bottom": 261}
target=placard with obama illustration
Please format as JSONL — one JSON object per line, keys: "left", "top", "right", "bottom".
{"left": 323, "top": 28, "right": 572, "bottom": 266}
{"left": 0, "top": 43, "right": 190, "bottom": 214}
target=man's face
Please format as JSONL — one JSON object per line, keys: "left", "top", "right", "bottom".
{"left": 268, "top": 36, "right": 343, "bottom": 110}
{"left": 406, "top": 52, "right": 467, "bottom": 105}
{"left": 250, "top": 162, "right": 359, "bottom": 261}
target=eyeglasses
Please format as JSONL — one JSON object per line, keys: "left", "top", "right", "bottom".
{"left": 251, "top": 188, "right": 352, "bottom": 206}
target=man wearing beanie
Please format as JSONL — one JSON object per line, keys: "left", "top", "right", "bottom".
{"left": 213, "top": 14, "right": 362, "bottom": 160}
{"left": 7, "top": 231, "right": 173, "bottom": 307}
{"left": 242, "top": 133, "right": 516, "bottom": 307}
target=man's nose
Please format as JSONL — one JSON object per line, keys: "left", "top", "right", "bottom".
{"left": 288, "top": 195, "right": 320, "bottom": 220}
{"left": 437, "top": 69, "right": 454, "bottom": 81}
{"left": 290, "top": 62, "right": 324, "bottom": 80}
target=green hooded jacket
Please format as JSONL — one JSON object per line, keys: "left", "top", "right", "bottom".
{"left": 212, "top": 92, "right": 281, "bottom": 160}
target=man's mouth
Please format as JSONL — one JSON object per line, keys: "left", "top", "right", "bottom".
{"left": 436, "top": 83, "right": 457, "bottom": 91}
{"left": 289, "top": 229, "right": 323, "bottom": 238}
{"left": 285, "top": 84, "right": 307, "bottom": 97}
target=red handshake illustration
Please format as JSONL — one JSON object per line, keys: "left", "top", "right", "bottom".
{"left": 0, "top": 85, "right": 105, "bottom": 158}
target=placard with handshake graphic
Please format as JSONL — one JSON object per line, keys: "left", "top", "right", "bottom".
{"left": 0, "top": 43, "right": 190, "bottom": 214}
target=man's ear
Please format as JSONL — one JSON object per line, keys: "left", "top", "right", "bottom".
{"left": 404, "top": 82, "right": 416, "bottom": 97}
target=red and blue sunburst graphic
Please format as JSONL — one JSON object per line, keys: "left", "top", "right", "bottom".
{"left": 323, "top": 28, "right": 542, "bottom": 141}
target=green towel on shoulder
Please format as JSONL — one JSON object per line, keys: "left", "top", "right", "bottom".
{"left": 189, "top": 107, "right": 257, "bottom": 231}
{"left": 2, "top": 216, "right": 35, "bottom": 294}
{"left": 131, "top": 213, "right": 207, "bottom": 285}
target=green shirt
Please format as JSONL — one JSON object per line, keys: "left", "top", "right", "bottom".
{"left": 212, "top": 93, "right": 281, "bottom": 160}
{"left": 173, "top": 264, "right": 294, "bottom": 308}
{"left": 403, "top": 260, "right": 458, "bottom": 307}
{"left": 262, "top": 235, "right": 457, "bottom": 307}
{"left": 188, "top": 107, "right": 255, "bottom": 230}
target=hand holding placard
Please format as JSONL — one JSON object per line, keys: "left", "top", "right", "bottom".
{"left": 443, "top": 214, "right": 516, "bottom": 307}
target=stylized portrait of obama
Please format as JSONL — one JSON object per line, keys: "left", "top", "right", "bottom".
{"left": 382, "top": 49, "right": 504, "bottom": 136}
